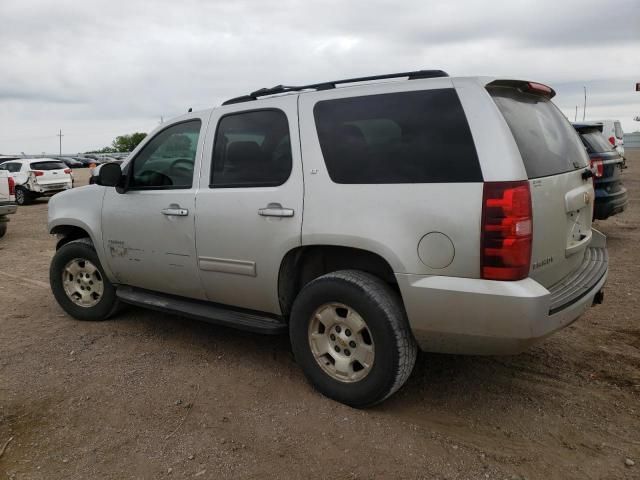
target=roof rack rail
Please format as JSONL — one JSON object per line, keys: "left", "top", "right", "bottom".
{"left": 222, "top": 69, "right": 449, "bottom": 105}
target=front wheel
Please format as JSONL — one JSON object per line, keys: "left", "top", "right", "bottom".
{"left": 0, "top": 222, "right": 6, "bottom": 238}
{"left": 50, "top": 238, "right": 120, "bottom": 321}
{"left": 290, "top": 270, "right": 417, "bottom": 408}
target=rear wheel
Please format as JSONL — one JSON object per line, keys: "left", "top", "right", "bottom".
{"left": 290, "top": 270, "right": 417, "bottom": 408}
{"left": 0, "top": 222, "right": 6, "bottom": 238}
{"left": 15, "top": 187, "right": 32, "bottom": 206}
{"left": 50, "top": 238, "right": 120, "bottom": 321}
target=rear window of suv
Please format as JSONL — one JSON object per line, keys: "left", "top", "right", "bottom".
{"left": 578, "top": 128, "right": 615, "bottom": 154}
{"left": 488, "top": 86, "right": 588, "bottom": 179}
{"left": 30, "top": 161, "right": 67, "bottom": 170}
{"left": 313, "top": 89, "right": 482, "bottom": 184}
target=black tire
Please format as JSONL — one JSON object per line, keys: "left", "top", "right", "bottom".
{"left": 15, "top": 186, "right": 31, "bottom": 206}
{"left": 290, "top": 270, "right": 417, "bottom": 408}
{"left": 50, "top": 238, "right": 120, "bottom": 321}
{"left": 0, "top": 222, "right": 6, "bottom": 238}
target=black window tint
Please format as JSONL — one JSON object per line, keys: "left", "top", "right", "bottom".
{"left": 5, "top": 163, "right": 21, "bottom": 173}
{"left": 313, "top": 89, "right": 481, "bottom": 184}
{"left": 30, "top": 161, "right": 66, "bottom": 170}
{"left": 578, "top": 129, "right": 615, "bottom": 154}
{"left": 488, "top": 87, "right": 588, "bottom": 179}
{"left": 211, "top": 110, "right": 292, "bottom": 188}
{"left": 131, "top": 120, "right": 201, "bottom": 189}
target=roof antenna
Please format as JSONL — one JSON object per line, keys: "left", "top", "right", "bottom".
{"left": 188, "top": 107, "right": 193, "bottom": 113}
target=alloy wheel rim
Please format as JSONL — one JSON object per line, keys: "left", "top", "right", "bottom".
{"left": 61, "top": 258, "right": 104, "bottom": 308}
{"left": 308, "top": 303, "right": 375, "bottom": 383}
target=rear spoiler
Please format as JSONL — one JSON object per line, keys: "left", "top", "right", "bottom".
{"left": 487, "top": 80, "right": 556, "bottom": 99}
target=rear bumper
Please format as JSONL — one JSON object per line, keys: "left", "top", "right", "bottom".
{"left": 397, "top": 232, "right": 608, "bottom": 355}
{"left": 0, "top": 201, "right": 17, "bottom": 217}
{"left": 30, "top": 182, "right": 72, "bottom": 195}
{"left": 594, "top": 186, "right": 628, "bottom": 219}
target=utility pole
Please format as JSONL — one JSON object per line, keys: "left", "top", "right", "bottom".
{"left": 583, "top": 86, "right": 587, "bottom": 121}
{"left": 574, "top": 105, "right": 578, "bottom": 122}
{"left": 57, "top": 129, "right": 64, "bottom": 155}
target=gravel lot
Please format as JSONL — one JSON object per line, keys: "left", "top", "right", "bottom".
{"left": 1, "top": 156, "right": 639, "bottom": 480}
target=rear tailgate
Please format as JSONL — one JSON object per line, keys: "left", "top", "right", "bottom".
{"left": 0, "top": 171, "right": 10, "bottom": 201}
{"left": 29, "top": 160, "right": 72, "bottom": 189}
{"left": 488, "top": 83, "right": 594, "bottom": 288}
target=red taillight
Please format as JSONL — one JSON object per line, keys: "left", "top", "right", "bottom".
{"left": 481, "top": 181, "right": 532, "bottom": 281}
{"left": 527, "top": 82, "right": 554, "bottom": 97}
{"left": 590, "top": 157, "right": 604, "bottom": 178}
{"left": 608, "top": 136, "right": 615, "bottom": 146}
{"left": 7, "top": 176, "right": 15, "bottom": 196}
{"left": 33, "top": 170, "right": 44, "bottom": 176}
{"left": 64, "top": 168, "right": 72, "bottom": 174}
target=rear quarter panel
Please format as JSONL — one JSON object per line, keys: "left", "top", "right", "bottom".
{"left": 298, "top": 78, "right": 487, "bottom": 277}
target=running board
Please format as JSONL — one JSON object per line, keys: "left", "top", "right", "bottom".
{"left": 116, "top": 286, "right": 287, "bottom": 335}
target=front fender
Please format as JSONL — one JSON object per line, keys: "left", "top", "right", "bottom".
{"left": 48, "top": 186, "right": 117, "bottom": 283}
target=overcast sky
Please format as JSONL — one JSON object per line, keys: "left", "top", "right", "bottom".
{"left": 1, "top": 0, "right": 639, "bottom": 154}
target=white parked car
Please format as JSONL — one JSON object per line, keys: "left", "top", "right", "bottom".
{"left": 592, "top": 119, "right": 625, "bottom": 157}
{"left": 0, "top": 158, "right": 73, "bottom": 205}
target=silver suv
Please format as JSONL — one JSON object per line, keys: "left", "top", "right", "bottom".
{"left": 48, "top": 70, "right": 608, "bottom": 407}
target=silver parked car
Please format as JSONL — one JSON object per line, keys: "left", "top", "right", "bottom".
{"left": 47, "top": 70, "right": 608, "bottom": 407}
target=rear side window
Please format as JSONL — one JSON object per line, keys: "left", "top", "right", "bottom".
{"left": 489, "top": 87, "right": 588, "bottom": 178}
{"left": 1, "top": 162, "right": 21, "bottom": 173}
{"left": 313, "top": 89, "right": 482, "bottom": 184}
{"left": 30, "top": 161, "right": 66, "bottom": 170}
{"left": 578, "top": 128, "right": 614, "bottom": 154}
{"left": 211, "top": 109, "right": 292, "bottom": 188}
{"left": 614, "top": 121, "right": 623, "bottom": 139}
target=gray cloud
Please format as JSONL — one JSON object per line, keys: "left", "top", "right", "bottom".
{"left": 1, "top": 0, "right": 639, "bottom": 153}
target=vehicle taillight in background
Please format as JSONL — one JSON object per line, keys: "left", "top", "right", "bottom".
{"left": 64, "top": 168, "right": 72, "bottom": 174}
{"left": 481, "top": 181, "right": 533, "bottom": 281}
{"left": 590, "top": 157, "right": 604, "bottom": 178}
{"left": 7, "top": 176, "right": 15, "bottom": 197}
{"left": 608, "top": 136, "right": 615, "bottom": 146}
{"left": 31, "top": 170, "right": 44, "bottom": 176}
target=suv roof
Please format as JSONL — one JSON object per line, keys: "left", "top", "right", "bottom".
{"left": 222, "top": 69, "right": 450, "bottom": 105}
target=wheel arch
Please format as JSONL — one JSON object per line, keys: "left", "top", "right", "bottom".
{"left": 50, "top": 224, "right": 95, "bottom": 250}
{"left": 278, "top": 245, "right": 397, "bottom": 317}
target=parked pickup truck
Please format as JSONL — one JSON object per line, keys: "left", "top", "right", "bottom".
{"left": 0, "top": 170, "right": 17, "bottom": 238}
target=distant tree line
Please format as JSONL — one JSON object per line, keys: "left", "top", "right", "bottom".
{"left": 86, "top": 132, "right": 147, "bottom": 154}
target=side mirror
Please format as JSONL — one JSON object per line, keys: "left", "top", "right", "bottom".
{"left": 96, "top": 162, "right": 123, "bottom": 188}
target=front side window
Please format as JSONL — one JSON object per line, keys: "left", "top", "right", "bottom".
{"left": 130, "top": 120, "right": 201, "bottom": 189}
{"left": 211, "top": 110, "right": 292, "bottom": 188}
{"left": 313, "top": 89, "right": 482, "bottom": 184}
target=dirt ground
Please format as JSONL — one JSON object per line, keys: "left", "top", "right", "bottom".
{"left": 0, "top": 156, "right": 639, "bottom": 480}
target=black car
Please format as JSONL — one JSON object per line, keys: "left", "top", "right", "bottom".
{"left": 573, "top": 123, "right": 628, "bottom": 219}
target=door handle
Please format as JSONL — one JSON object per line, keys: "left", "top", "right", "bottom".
{"left": 258, "top": 203, "right": 294, "bottom": 218}
{"left": 161, "top": 205, "right": 189, "bottom": 216}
